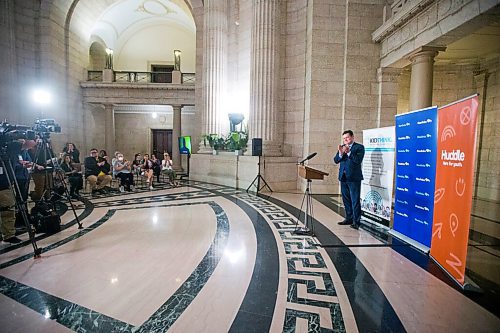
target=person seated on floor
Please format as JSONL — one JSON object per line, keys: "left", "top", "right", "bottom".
{"left": 142, "top": 154, "right": 154, "bottom": 190}
{"left": 60, "top": 154, "right": 83, "bottom": 199}
{"left": 113, "top": 153, "right": 135, "bottom": 192}
{"left": 161, "top": 153, "right": 178, "bottom": 187}
{"left": 151, "top": 153, "right": 162, "bottom": 183}
{"left": 84, "top": 148, "right": 112, "bottom": 195}
{"left": 62, "top": 142, "right": 80, "bottom": 163}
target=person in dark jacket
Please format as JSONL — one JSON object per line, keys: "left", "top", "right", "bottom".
{"left": 62, "top": 142, "right": 80, "bottom": 163}
{"left": 60, "top": 154, "right": 83, "bottom": 198}
{"left": 84, "top": 148, "right": 111, "bottom": 194}
{"left": 333, "top": 130, "right": 365, "bottom": 230}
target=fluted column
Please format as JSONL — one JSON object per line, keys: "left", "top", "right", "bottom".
{"left": 249, "top": 0, "right": 282, "bottom": 156}
{"left": 199, "top": 0, "right": 228, "bottom": 153}
{"left": 172, "top": 105, "right": 182, "bottom": 170}
{"left": 408, "top": 46, "right": 445, "bottom": 111}
{"left": 103, "top": 104, "right": 115, "bottom": 156}
{"left": 377, "top": 67, "right": 401, "bottom": 127}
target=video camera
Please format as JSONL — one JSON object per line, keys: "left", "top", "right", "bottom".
{"left": 0, "top": 122, "right": 36, "bottom": 144}
{"left": 33, "top": 119, "right": 61, "bottom": 134}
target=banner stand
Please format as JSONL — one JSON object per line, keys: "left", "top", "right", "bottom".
{"left": 389, "top": 229, "right": 430, "bottom": 254}
{"left": 361, "top": 217, "right": 390, "bottom": 231}
{"left": 430, "top": 256, "right": 482, "bottom": 293}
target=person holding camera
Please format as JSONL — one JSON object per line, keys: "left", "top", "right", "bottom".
{"left": 113, "top": 153, "right": 135, "bottom": 192}
{"left": 84, "top": 148, "right": 112, "bottom": 195}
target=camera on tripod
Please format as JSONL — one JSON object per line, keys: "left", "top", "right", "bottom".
{"left": 0, "top": 121, "right": 36, "bottom": 154}
{"left": 33, "top": 119, "right": 61, "bottom": 135}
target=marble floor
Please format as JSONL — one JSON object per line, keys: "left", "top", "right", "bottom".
{"left": 0, "top": 181, "right": 498, "bottom": 332}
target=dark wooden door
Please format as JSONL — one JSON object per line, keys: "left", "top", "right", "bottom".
{"left": 151, "top": 65, "right": 173, "bottom": 83}
{"left": 152, "top": 129, "right": 172, "bottom": 157}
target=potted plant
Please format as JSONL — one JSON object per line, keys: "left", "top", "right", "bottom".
{"left": 228, "top": 130, "right": 248, "bottom": 156}
{"left": 202, "top": 134, "right": 226, "bottom": 154}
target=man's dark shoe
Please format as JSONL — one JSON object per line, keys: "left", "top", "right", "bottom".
{"left": 350, "top": 224, "right": 359, "bottom": 230}
{"left": 338, "top": 220, "right": 353, "bottom": 225}
{"left": 4, "top": 236, "right": 22, "bottom": 244}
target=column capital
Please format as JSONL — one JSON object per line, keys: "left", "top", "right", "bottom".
{"left": 407, "top": 45, "right": 446, "bottom": 63}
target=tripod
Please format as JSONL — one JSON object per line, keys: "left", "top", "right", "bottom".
{"left": 294, "top": 179, "right": 315, "bottom": 235}
{"left": 246, "top": 155, "right": 272, "bottom": 194}
{"left": 33, "top": 135, "right": 83, "bottom": 229}
{"left": 0, "top": 155, "right": 41, "bottom": 258}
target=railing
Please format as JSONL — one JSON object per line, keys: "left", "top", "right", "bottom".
{"left": 87, "top": 70, "right": 103, "bottom": 81}
{"left": 182, "top": 73, "right": 196, "bottom": 84}
{"left": 114, "top": 71, "right": 173, "bottom": 83}
{"left": 86, "top": 70, "right": 195, "bottom": 84}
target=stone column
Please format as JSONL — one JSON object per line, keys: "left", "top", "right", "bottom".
{"left": 199, "top": 0, "right": 228, "bottom": 153}
{"left": 249, "top": 0, "right": 282, "bottom": 156}
{"left": 377, "top": 67, "right": 401, "bottom": 127}
{"left": 172, "top": 105, "right": 182, "bottom": 170}
{"left": 104, "top": 104, "right": 115, "bottom": 157}
{"left": 408, "top": 46, "right": 445, "bottom": 111}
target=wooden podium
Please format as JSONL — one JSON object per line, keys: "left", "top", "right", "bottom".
{"left": 295, "top": 165, "right": 329, "bottom": 235}
{"left": 298, "top": 165, "right": 329, "bottom": 180}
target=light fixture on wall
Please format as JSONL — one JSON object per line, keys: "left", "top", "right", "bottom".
{"left": 174, "top": 50, "right": 181, "bottom": 71}
{"left": 105, "top": 48, "right": 114, "bottom": 69}
{"left": 152, "top": 112, "right": 157, "bottom": 119}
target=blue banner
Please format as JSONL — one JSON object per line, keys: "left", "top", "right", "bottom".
{"left": 393, "top": 107, "right": 437, "bottom": 247}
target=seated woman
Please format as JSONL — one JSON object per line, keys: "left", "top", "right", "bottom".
{"left": 151, "top": 154, "right": 162, "bottom": 183}
{"left": 63, "top": 142, "right": 80, "bottom": 163}
{"left": 113, "top": 153, "right": 135, "bottom": 192}
{"left": 142, "top": 154, "right": 154, "bottom": 190}
{"left": 161, "top": 153, "right": 178, "bottom": 186}
{"left": 60, "top": 154, "right": 83, "bottom": 198}
{"left": 132, "top": 153, "right": 142, "bottom": 176}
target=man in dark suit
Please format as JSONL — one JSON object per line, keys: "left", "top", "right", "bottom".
{"left": 333, "top": 130, "right": 365, "bottom": 229}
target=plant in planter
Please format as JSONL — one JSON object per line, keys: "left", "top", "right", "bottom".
{"left": 202, "top": 134, "right": 227, "bottom": 154}
{"left": 227, "top": 130, "right": 248, "bottom": 155}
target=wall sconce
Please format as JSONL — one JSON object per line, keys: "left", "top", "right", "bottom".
{"left": 105, "top": 48, "right": 114, "bottom": 69}
{"left": 174, "top": 49, "right": 181, "bottom": 71}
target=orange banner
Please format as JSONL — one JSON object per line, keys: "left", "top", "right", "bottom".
{"left": 430, "top": 96, "right": 478, "bottom": 286}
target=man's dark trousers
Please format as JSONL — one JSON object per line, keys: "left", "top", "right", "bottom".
{"left": 341, "top": 180, "right": 361, "bottom": 225}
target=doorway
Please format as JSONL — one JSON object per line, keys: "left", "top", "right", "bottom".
{"left": 152, "top": 129, "right": 172, "bottom": 158}
{"left": 151, "top": 65, "right": 173, "bottom": 83}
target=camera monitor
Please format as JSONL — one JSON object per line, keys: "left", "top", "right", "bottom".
{"left": 179, "top": 136, "right": 191, "bottom": 155}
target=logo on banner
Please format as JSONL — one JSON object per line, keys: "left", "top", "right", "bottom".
{"left": 441, "top": 125, "right": 456, "bottom": 142}
{"left": 460, "top": 106, "right": 471, "bottom": 125}
{"left": 430, "top": 95, "right": 479, "bottom": 287}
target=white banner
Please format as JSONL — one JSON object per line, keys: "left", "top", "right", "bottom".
{"left": 361, "top": 126, "right": 395, "bottom": 227}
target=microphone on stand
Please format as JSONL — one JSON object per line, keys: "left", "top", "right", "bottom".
{"left": 298, "top": 152, "right": 317, "bottom": 165}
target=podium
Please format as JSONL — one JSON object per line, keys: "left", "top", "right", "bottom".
{"left": 295, "top": 165, "right": 329, "bottom": 235}
{"left": 298, "top": 165, "right": 329, "bottom": 180}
